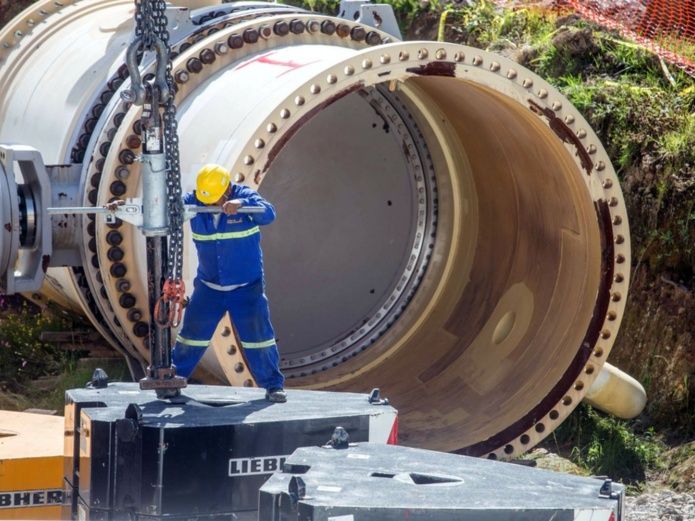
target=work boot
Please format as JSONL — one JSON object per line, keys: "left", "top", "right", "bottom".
{"left": 265, "top": 388, "right": 287, "bottom": 403}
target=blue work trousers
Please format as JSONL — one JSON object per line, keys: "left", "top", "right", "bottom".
{"left": 172, "top": 278, "right": 285, "bottom": 390}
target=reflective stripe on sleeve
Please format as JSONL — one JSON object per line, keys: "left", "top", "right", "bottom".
{"left": 241, "top": 338, "right": 276, "bottom": 349}
{"left": 176, "top": 335, "right": 210, "bottom": 347}
{"left": 192, "top": 226, "right": 260, "bottom": 241}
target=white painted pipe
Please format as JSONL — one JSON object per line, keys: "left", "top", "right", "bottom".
{"left": 584, "top": 362, "right": 647, "bottom": 419}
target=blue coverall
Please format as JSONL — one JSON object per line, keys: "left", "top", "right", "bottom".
{"left": 171, "top": 185, "right": 285, "bottom": 391}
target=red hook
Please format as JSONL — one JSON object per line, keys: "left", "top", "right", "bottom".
{"left": 154, "top": 278, "right": 186, "bottom": 328}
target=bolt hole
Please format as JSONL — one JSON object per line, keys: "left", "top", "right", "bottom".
{"left": 387, "top": 200, "right": 392, "bottom": 206}
{"left": 549, "top": 410, "right": 559, "bottom": 420}
{"left": 369, "top": 289, "right": 375, "bottom": 294}
{"left": 534, "top": 423, "right": 545, "bottom": 433}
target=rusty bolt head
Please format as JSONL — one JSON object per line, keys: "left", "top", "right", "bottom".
{"left": 260, "top": 25, "right": 273, "bottom": 38}
{"left": 273, "top": 21, "right": 289, "bottom": 36}
{"left": 111, "top": 263, "right": 127, "bottom": 278}
{"left": 228, "top": 34, "right": 243, "bottom": 49}
{"left": 186, "top": 58, "right": 203, "bottom": 74}
{"left": 126, "top": 135, "right": 141, "bottom": 149}
{"left": 320, "top": 20, "right": 336, "bottom": 35}
{"left": 336, "top": 24, "right": 350, "bottom": 38}
{"left": 243, "top": 28, "right": 259, "bottom": 43}
{"left": 200, "top": 48, "right": 216, "bottom": 64}
{"left": 119, "top": 293, "right": 136, "bottom": 308}
{"left": 106, "top": 230, "right": 123, "bottom": 246}
{"left": 350, "top": 26, "right": 366, "bottom": 41}
{"left": 108, "top": 247, "right": 125, "bottom": 262}
{"left": 133, "top": 322, "right": 149, "bottom": 338}
{"left": 110, "top": 181, "right": 127, "bottom": 196}
{"left": 119, "top": 149, "right": 136, "bottom": 165}
{"left": 115, "top": 166, "right": 130, "bottom": 180}
{"left": 290, "top": 19, "right": 305, "bottom": 34}
{"left": 175, "top": 69, "right": 190, "bottom": 84}
{"left": 366, "top": 31, "right": 381, "bottom": 45}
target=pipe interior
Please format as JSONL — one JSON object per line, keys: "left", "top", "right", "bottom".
{"left": 262, "top": 87, "right": 434, "bottom": 369}
{"left": 262, "top": 75, "right": 603, "bottom": 451}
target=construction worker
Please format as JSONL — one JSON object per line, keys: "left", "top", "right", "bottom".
{"left": 172, "top": 164, "right": 286, "bottom": 402}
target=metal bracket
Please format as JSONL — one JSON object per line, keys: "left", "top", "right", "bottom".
{"left": 338, "top": 0, "right": 402, "bottom": 40}
{"left": 0, "top": 145, "right": 52, "bottom": 294}
{"left": 368, "top": 387, "right": 390, "bottom": 405}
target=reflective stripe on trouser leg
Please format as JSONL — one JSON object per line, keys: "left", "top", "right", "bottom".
{"left": 172, "top": 280, "right": 227, "bottom": 378}
{"left": 227, "top": 279, "right": 285, "bottom": 390}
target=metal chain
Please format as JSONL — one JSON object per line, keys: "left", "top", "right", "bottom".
{"left": 133, "top": 0, "right": 185, "bottom": 282}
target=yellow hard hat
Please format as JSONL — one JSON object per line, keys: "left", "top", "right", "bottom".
{"left": 196, "top": 164, "right": 231, "bottom": 204}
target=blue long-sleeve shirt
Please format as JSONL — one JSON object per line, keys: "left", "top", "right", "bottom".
{"left": 184, "top": 185, "right": 276, "bottom": 285}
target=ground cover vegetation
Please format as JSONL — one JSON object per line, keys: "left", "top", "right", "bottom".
{"left": 0, "top": 296, "right": 96, "bottom": 411}
{"left": 2, "top": 0, "right": 694, "bottom": 492}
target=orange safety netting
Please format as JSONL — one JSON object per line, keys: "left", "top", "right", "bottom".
{"left": 491, "top": 0, "right": 695, "bottom": 77}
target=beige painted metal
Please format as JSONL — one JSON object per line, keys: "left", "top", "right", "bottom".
{"left": 0, "top": 0, "right": 643, "bottom": 459}
{"left": 77, "top": 30, "right": 634, "bottom": 457}
{"left": 208, "top": 313, "right": 256, "bottom": 386}
{"left": 585, "top": 362, "right": 647, "bottom": 419}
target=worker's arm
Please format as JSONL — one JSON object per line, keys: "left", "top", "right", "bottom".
{"left": 231, "top": 185, "right": 276, "bottom": 225}
{"left": 182, "top": 192, "right": 197, "bottom": 205}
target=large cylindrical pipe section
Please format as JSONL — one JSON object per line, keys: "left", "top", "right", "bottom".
{"left": 0, "top": 0, "right": 639, "bottom": 458}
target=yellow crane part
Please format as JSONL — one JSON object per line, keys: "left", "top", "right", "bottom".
{"left": 0, "top": 411, "right": 64, "bottom": 520}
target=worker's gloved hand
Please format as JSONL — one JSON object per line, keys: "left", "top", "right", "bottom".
{"left": 222, "top": 199, "right": 243, "bottom": 215}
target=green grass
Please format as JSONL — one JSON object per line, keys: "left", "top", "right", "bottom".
{"left": 0, "top": 298, "right": 131, "bottom": 414}
{"left": 288, "top": 0, "right": 438, "bottom": 29}
{"left": 3, "top": 362, "right": 130, "bottom": 413}
{"left": 0, "top": 301, "right": 76, "bottom": 384}
{"left": 545, "top": 404, "right": 667, "bottom": 490}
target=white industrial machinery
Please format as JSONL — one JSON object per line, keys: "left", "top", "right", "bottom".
{"left": 0, "top": 0, "right": 645, "bottom": 459}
